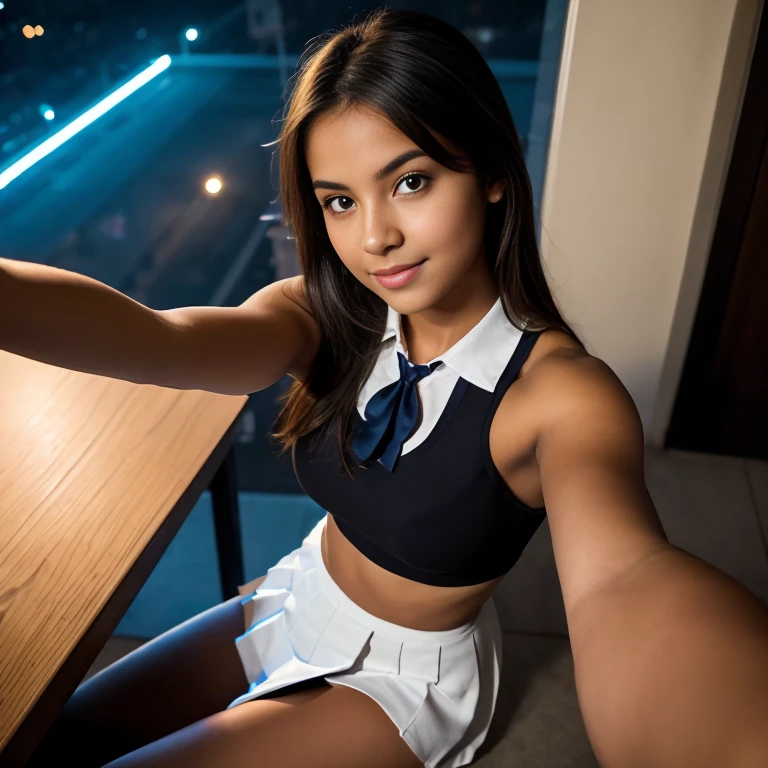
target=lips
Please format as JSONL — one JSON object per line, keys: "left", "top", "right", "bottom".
{"left": 372, "top": 259, "right": 427, "bottom": 276}
{"left": 372, "top": 259, "right": 426, "bottom": 288}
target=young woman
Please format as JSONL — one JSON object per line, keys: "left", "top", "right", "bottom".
{"left": 8, "top": 8, "right": 768, "bottom": 768}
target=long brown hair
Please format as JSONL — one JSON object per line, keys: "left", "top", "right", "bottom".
{"left": 268, "top": 7, "right": 585, "bottom": 476}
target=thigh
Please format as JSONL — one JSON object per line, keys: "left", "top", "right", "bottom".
{"left": 27, "top": 593, "right": 253, "bottom": 767}
{"left": 103, "top": 683, "right": 425, "bottom": 768}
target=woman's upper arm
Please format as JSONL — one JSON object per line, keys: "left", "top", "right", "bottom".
{"left": 158, "top": 275, "right": 321, "bottom": 395}
{"left": 531, "top": 352, "right": 670, "bottom": 621}
{"left": 230, "top": 273, "right": 322, "bottom": 389}
{"left": 273, "top": 274, "right": 322, "bottom": 384}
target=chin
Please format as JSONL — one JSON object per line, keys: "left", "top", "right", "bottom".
{"left": 385, "top": 290, "right": 440, "bottom": 316}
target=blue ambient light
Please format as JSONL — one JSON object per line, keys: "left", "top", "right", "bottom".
{"left": 0, "top": 55, "right": 172, "bottom": 191}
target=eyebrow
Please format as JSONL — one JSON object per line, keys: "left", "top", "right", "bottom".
{"left": 311, "top": 149, "right": 428, "bottom": 191}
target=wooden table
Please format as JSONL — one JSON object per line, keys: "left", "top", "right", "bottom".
{"left": 0, "top": 352, "right": 249, "bottom": 766}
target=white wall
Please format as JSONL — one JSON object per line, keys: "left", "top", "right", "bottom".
{"left": 539, "top": 0, "right": 763, "bottom": 444}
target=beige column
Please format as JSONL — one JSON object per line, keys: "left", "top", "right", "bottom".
{"left": 540, "top": 0, "right": 763, "bottom": 443}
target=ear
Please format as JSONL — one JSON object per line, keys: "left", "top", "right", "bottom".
{"left": 485, "top": 176, "right": 505, "bottom": 204}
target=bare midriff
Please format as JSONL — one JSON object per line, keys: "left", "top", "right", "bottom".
{"left": 321, "top": 512, "right": 504, "bottom": 631}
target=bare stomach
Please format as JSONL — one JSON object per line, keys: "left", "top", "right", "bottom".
{"left": 321, "top": 513, "right": 503, "bottom": 632}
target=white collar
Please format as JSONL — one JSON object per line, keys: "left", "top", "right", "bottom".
{"left": 377, "top": 296, "right": 524, "bottom": 392}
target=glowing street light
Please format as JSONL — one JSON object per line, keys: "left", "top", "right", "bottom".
{"left": 180, "top": 27, "right": 200, "bottom": 55}
{"left": 205, "top": 176, "right": 223, "bottom": 195}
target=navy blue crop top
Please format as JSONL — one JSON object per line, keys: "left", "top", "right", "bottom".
{"left": 292, "top": 298, "right": 547, "bottom": 587}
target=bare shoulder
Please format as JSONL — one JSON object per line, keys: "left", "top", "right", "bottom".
{"left": 519, "top": 328, "right": 587, "bottom": 381}
{"left": 278, "top": 275, "right": 323, "bottom": 383}
{"left": 282, "top": 274, "right": 312, "bottom": 316}
{"left": 491, "top": 328, "right": 592, "bottom": 476}
{"left": 527, "top": 331, "right": 632, "bottom": 407}
{"left": 491, "top": 327, "right": 645, "bottom": 513}
{"left": 525, "top": 330, "right": 644, "bottom": 456}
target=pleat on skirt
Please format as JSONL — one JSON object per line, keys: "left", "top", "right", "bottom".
{"left": 227, "top": 513, "right": 503, "bottom": 768}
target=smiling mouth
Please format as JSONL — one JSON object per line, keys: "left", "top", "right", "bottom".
{"left": 372, "top": 259, "right": 427, "bottom": 276}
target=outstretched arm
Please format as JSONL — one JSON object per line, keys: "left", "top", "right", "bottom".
{"left": 531, "top": 352, "right": 768, "bottom": 768}
{"left": 0, "top": 258, "right": 319, "bottom": 395}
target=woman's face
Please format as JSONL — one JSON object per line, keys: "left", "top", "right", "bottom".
{"left": 304, "top": 106, "right": 503, "bottom": 316}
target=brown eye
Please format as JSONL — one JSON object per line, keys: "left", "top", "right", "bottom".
{"left": 395, "top": 173, "right": 430, "bottom": 195}
{"left": 322, "top": 196, "right": 355, "bottom": 214}
{"left": 332, "top": 197, "right": 353, "bottom": 212}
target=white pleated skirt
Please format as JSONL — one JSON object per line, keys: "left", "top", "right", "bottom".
{"left": 227, "top": 513, "right": 503, "bottom": 768}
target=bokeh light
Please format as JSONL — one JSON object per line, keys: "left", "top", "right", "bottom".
{"left": 35, "top": 25, "right": 44, "bottom": 36}
{"left": 185, "top": 28, "right": 198, "bottom": 42}
{"left": 204, "top": 176, "right": 222, "bottom": 195}
{"left": 22, "top": 25, "right": 35, "bottom": 39}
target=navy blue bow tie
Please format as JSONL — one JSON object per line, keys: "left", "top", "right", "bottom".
{"left": 352, "top": 351, "right": 443, "bottom": 472}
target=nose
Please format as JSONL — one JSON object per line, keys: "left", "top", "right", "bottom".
{"left": 361, "top": 203, "right": 404, "bottom": 256}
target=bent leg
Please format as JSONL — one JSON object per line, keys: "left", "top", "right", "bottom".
{"left": 27, "top": 594, "right": 252, "bottom": 767}
{"left": 103, "top": 683, "right": 424, "bottom": 768}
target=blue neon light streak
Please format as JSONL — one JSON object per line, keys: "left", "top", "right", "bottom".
{"left": 0, "top": 54, "right": 172, "bottom": 191}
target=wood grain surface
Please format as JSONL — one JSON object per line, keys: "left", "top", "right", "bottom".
{"left": 0, "top": 351, "right": 247, "bottom": 757}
